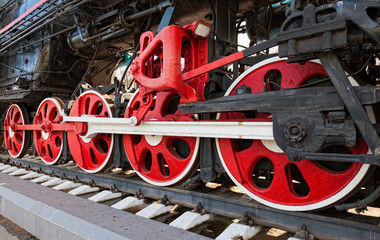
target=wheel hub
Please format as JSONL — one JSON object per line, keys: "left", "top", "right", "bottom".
{"left": 284, "top": 119, "right": 307, "bottom": 143}
{"left": 42, "top": 131, "right": 49, "bottom": 140}
{"left": 145, "top": 135, "right": 163, "bottom": 146}
{"left": 8, "top": 126, "right": 14, "bottom": 138}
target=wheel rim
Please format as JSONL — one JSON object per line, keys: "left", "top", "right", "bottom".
{"left": 33, "top": 98, "right": 64, "bottom": 165}
{"left": 123, "top": 91, "right": 199, "bottom": 186}
{"left": 4, "top": 104, "right": 29, "bottom": 158}
{"left": 67, "top": 90, "right": 114, "bottom": 173}
{"left": 216, "top": 57, "right": 370, "bottom": 211}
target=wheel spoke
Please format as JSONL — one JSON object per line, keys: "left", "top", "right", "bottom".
{"left": 160, "top": 147, "right": 182, "bottom": 172}
{"left": 91, "top": 140, "right": 107, "bottom": 160}
{"left": 266, "top": 162, "right": 294, "bottom": 199}
{"left": 47, "top": 141, "right": 61, "bottom": 158}
{"left": 12, "top": 133, "right": 23, "bottom": 151}
{"left": 49, "top": 132, "right": 63, "bottom": 149}
{"left": 148, "top": 153, "right": 161, "bottom": 175}
{"left": 87, "top": 98, "right": 100, "bottom": 115}
{"left": 295, "top": 160, "right": 362, "bottom": 201}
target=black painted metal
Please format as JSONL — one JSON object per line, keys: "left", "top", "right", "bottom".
{"left": 156, "top": 5, "right": 175, "bottom": 33}
{"left": 285, "top": 147, "right": 380, "bottom": 166}
{"left": 5, "top": 156, "right": 380, "bottom": 240}
{"left": 199, "top": 137, "right": 216, "bottom": 182}
{"left": 179, "top": 86, "right": 380, "bottom": 114}
{"left": 242, "top": 37, "right": 277, "bottom": 58}
{"left": 318, "top": 52, "right": 380, "bottom": 156}
{"left": 277, "top": 1, "right": 380, "bottom": 62}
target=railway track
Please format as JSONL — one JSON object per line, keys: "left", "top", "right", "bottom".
{"left": 1, "top": 153, "right": 379, "bottom": 240}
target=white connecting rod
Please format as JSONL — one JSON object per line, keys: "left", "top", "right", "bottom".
{"left": 61, "top": 114, "right": 274, "bottom": 140}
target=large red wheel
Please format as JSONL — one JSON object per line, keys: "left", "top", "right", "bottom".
{"left": 123, "top": 91, "right": 199, "bottom": 186}
{"left": 216, "top": 57, "right": 371, "bottom": 211}
{"left": 4, "top": 104, "right": 30, "bottom": 158}
{"left": 67, "top": 90, "right": 114, "bottom": 173}
{"left": 33, "top": 98, "right": 64, "bottom": 165}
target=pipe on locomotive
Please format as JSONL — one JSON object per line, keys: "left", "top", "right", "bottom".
{"left": 67, "top": 0, "right": 174, "bottom": 50}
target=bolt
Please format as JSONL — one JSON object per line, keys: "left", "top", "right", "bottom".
{"left": 130, "top": 62, "right": 140, "bottom": 74}
{"left": 90, "top": 67, "right": 98, "bottom": 74}
{"left": 60, "top": 173, "right": 67, "bottom": 180}
{"left": 287, "top": 150, "right": 297, "bottom": 161}
{"left": 129, "top": 117, "right": 138, "bottom": 126}
{"left": 89, "top": 179, "right": 96, "bottom": 187}
{"left": 291, "top": 127, "right": 299, "bottom": 135}
{"left": 51, "top": 38, "right": 57, "bottom": 45}
{"left": 45, "top": 122, "right": 51, "bottom": 132}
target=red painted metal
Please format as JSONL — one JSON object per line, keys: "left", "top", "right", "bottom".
{"left": 67, "top": 91, "right": 113, "bottom": 173}
{"left": 218, "top": 60, "right": 368, "bottom": 206}
{"left": 183, "top": 20, "right": 212, "bottom": 38}
{"left": 130, "top": 21, "right": 208, "bottom": 124}
{"left": 33, "top": 98, "right": 64, "bottom": 164}
{"left": 3, "top": 104, "right": 28, "bottom": 158}
{"left": 131, "top": 21, "right": 209, "bottom": 103}
{"left": 0, "top": 0, "right": 47, "bottom": 35}
{"left": 15, "top": 122, "right": 76, "bottom": 132}
{"left": 123, "top": 91, "right": 198, "bottom": 185}
{"left": 181, "top": 51, "right": 243, "bottom": 81}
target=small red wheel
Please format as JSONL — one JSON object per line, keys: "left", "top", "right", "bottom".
{"left": 123, "top": 91, "right": 199, "bottom": 186}
{"left": 4, "top": 104, "right": 30, "bottom": 158}
{"left": 67, "top": 90, "right": 114, "bottom": 173}
{"left": 33, "top": 98, "right": 64, "bottom": 165}
{"left": 216, "top": 57, "right": 371, "bottom": 211}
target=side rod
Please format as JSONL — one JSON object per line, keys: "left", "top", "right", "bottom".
{"left": 60, "top": 115, "right": 274, "bottom": 141}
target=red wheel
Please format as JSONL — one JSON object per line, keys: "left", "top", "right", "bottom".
{"left": 216, "top": 57, "right": 371, "bottom": 211}
{"left": 33, "top": 98, "right": 64, "bottom": 165}
{"left": 123, "top": 91, "right": 199, "bottom": 186}
{"left": 4, "top": 104, "right": 30, "bottom": 158}
{"left": 67, "top": 90, "right": 114, "bottom": 173}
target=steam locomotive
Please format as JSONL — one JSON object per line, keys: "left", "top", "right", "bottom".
{"left": 1, "top": 0, "right": 379, "bottom": 212}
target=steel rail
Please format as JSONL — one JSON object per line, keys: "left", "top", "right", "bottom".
{"left": 4, "top": 156, "right": 380, "bottom": 240}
